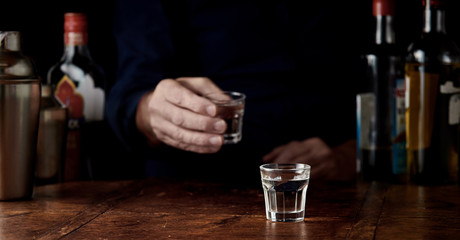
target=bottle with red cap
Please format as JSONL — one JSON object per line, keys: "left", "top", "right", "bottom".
{"left": 47, "top": 12, "right": 106, "bottom": 181}
{"left": 359, "top": 0, "right": 406, "bottom": 183}
{"left": 405, "top": 0, "right": 460, "bottom": 185}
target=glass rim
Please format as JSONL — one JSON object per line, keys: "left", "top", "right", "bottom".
{"left": 205, "top": 91, "right": 246, "bottom": 103}
{"left": 260, "top": 163, "right": 311, "bottom": 172}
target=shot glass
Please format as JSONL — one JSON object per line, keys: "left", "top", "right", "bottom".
{"left": 206, "top": 91, "right": 245, "bottom": 144}
{"left": 260, "top": 163, "right": 311, "bottom": 222}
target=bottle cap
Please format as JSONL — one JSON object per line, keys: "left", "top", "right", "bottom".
{"left": 64, "top": 13, "right": 87, "bottom": 33}
{"left": 373, "top": 0, "right": 395, "bottom": 16}
{"left": 64, "top": 13, "right": 88, "bottom": 45}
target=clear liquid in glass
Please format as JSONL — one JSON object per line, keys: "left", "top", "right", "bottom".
{"left": 261, "top": 178, "right": 309, "bottom": 222}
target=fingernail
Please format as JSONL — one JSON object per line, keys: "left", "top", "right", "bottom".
{"left": 206, "top": 105, "right": 216, "bottom": 116}
{"left": 209, "top": 136, "right": 222, "bottom": 146}
{"left": 214, "top": 120, "right": 226, "bottom": 132}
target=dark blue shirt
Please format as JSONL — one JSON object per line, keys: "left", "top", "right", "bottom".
{"left": 107, "top": 0, "right": 366, "bottom": 180}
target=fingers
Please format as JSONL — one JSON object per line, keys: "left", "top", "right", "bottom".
{"left": 137, "top": 78, "right": 228, "bottom": 154}
{"left": 157, "top": 79, "right": 218, "bottom": 117}
{"left": 152, "top": 118, "right": 224, "bottom": 153}
{"left": 148, "top": 101, "right": 225, "bottom": 152}
{"left": 176, "top": 77, "right": 223, "bottom": 96}
{"left": 261, "top": 138, "right": 339, "bottom": 180}
{"left": 265, "top": 146, "right": 335, "bottom": 180}
{"left": 152, "top": 99, "right": 226, "bottom": 134}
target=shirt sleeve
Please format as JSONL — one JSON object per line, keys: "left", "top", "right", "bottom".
{"left": 106, "top": 0, "right": 174, "bottom": 150}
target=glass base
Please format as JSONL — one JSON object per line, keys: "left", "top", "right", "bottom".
{"left": 266, "top": 210, "right": 305, "bottom": 222}
{"left": 223, "top": 133, "right": 241, "bottom": 144}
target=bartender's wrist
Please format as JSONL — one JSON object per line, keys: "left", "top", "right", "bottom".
{"left": 135, "top": 92, "right": 163, "bottom": 147}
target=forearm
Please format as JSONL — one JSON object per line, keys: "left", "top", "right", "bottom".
{"left": 110, "top": 0, "right": 174, "bottom": 149}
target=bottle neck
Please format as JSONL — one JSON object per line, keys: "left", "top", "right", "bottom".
{"left": 375, "top": 15, "right": 395, "bottom": 45}
{"left": 62, "top": 31, "right": 91, "bottom": 59}
{"left": 423, "top": 7, "right": 446, "bottom": 33}
{"left": 64, "top": 45, "right": 91, "bottom": 57}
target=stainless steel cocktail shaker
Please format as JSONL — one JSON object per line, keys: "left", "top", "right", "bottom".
{"left": 0, "top": 31, "right": 41, "bottom": 200}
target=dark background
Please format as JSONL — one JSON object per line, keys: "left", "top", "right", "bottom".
{"left": 0, "top": 2, "right": 118, "bottom": 88}
{"left": 0, "top": 0, "right": 459, "bottom": 180}
{"left": 1, "top": 1, "right": 459, "bottom": 93}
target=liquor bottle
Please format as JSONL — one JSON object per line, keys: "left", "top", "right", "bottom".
{"left": 47, "top": 13, "right": 106, "bottom": 181}
{"left": 405, "top": 0, "right": 460, "bottom": 185}
{"left": 360, "top": 0, "right": 406, "bottom": 182}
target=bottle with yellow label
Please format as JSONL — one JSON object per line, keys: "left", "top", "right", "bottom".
{"left": 47, "top": 13, "right": 106, "bottom": 181}
{"left": 405, "top": 0, "right": 460, "bottom": 185}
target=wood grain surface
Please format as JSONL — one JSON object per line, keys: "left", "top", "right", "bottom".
{"left": 0, "top": 179, "right": 459, "bottom": 239}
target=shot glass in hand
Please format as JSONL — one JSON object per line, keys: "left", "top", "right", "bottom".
{"left": 206, "top": 91, "right": 245, "bottom": 144}
{"left": 260, "top": 163, "right": 311, "bottom": 222}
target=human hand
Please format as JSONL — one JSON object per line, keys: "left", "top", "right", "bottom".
{"left": 136, "top": 77, "right": 227, "bottom": 153}
{"left": 262, "top": 138, "right": 356, "bottom": 181}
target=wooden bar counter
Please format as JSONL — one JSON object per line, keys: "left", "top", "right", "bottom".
{"left": 0, "top": 178, "right": 459, "bottom": 239}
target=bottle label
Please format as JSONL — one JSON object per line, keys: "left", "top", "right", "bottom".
{"left": 392, "top": 77, "right": 406, "bottom": 174}
{"left": 55, "top": 74, "right": 105, "bottom": 123}
{"left": 392, "top": 142, "right": 406, "bottom": 174}
{"left": 439, "top": 81, "right": 460, "bottom": 125}
{"left": 65, "top": 32, "right": 88, "bottom": 46}
{"left": 405, "top": 75, "right": 410, "bottom": 109}
{"left": 448, "top": 94, "right": 460, "bottom": 125}
{"left": 440, "top": 81, "right": 460, "bottom": 94}
{"left": 55, "top": 75, "right": 85, "bottom": 129}
{"left": 392, "top": 78, "right": 407, "bottom": 174}
{"left": 393, "top": 78, "right": 406, "bottom": 137}
{"left": 405, "top": 63, "right": 439, "bottom": 150}
{"left": 356, "top": 93, "right": 375, "bottom": 172}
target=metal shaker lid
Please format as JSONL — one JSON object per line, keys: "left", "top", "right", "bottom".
{"left": 0, "top": 31, "right": 21, "bottom": 51}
